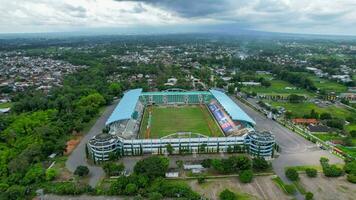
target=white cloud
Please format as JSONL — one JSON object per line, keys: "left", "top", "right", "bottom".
{"left": 0, "top": 0, "right": 355, "bottom": 35}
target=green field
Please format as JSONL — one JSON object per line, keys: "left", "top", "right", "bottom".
{"left": 0, "top": 102, "right": 11, "bottom": 109}
{"left": 241, "top": 78, "right": 313, "bottom": 97}
{"left": 139, "top": 105, "right": 223, "bottom": 139}
{"left": 307, "top": 75, "right": 347, "bottom": 94}
{"left": 291, "top": 72, "right": 347, "bottom": 94}
{"left": 313, "top": 133, "right": 342, "bottom": 142}
{"left": 268, "top": 101, "right": 356, "bottom": 119}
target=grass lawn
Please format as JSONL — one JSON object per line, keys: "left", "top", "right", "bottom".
{"left": 308, "top": 75, "right": 347, "bottom": 94}
{"left": 337, "top": 145, "right": 356, "bottom": 158}
{"left": 242, "top": 79, "right": 313, "bottom": 97}
{"left": 139, "top": 105, "right": 223, "bottom": 139}
{"left": 268, "top": 101, "right": 356, "bottom": 121}
{"left": 312, "top": 133, "right": 342, "bottom": 142}
{"left": 346, "top": 123, "right": 356, "bottom": 132}
{"left": 291, "top": 72, "right": 347, "bottom": 94}
{"left": 0, "top": 102, "right": 11, "bottom": 108}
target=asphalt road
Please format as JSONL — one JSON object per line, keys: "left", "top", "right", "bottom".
{"left": 65, "top": 99, "right": 119, "bottom": 187}
{"left": 232, "top": 96, "right": 342, "bottom": 200}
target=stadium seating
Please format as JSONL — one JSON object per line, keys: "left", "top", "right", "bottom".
{"left": 208, "top": 101, "right": 235, "bottom": 133}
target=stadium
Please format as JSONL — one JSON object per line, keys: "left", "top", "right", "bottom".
{"left": 87, "top": 88, "right": 275, "bottom": 161}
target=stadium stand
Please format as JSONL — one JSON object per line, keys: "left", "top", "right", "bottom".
{"left": 88, "top": 88, "right": 275, "bottom": 161}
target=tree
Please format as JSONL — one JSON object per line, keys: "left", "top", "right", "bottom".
{"left": 309, "top": 109, "right": 319, "bottom": 119}
{"left": 198, "top": 144, "right": 207, "bottom": 153}
{"left": 201, "top": 159, "right": 212, "bottom": 168}
{"left": 288, "top": 94, "right": 305, "bottom": 103}
{"left": 252, "top": 157, "right": 270, "bottom": 172}
{"left": 284, "top": 184, "right": 296, "bottom": 195}
{"left": 74, "top": 166, "right": 89, "bottom": 177}
{"left": 103, "top": 162, "right": 125, "bottom": 176}
{"left": 227, "top": 84, "right": 235, "bottom": 94}
{"left": 344, "top": 160, "right": 356, "bottom": 174}
{"left": 347, "top": 174, "right": 356, "bottom": 183}
{"left": 323, "top": 165, "right": 343, "bottom": 177}
{"left": 261, "top": 79, "right": 271, "bottom": 87}
{"left": 284, "top": 111, "right": 293, "bottom": 119}
{"left": 46, "top": 168, "right": 58, "bottom": 181}
{"left": 3, "top": 185, "right": 26, "bottom": 200}
{"left": 305, "top": 192, "right": 314, "bottom": 200}
{"left": 239, "top": 170, "right": 253, "bottom": 183}
{"left": 320, "top": 157, "right": 329, "bottom": 164}
{"left": 285, "top": 168, "right": 299, "bottom": 181}
{"left": 229, "top": 155, "right": 252, "bottom": 171}
{"left": 109, "top": 82, "right": 122, "bottom": 96}
{"left": 166, "top": 144, "right": 174, "bottom": 155}
{"left": 197, "top": 175, "right": 206, "bottom": 184}
{"left": 124, "top": 183, "right": 137, "bottom": 195}
{"left": 219, "top": 189, "right": 236, "bottom": 200}
{"left": 320, "top": 112, "right": 332, "bottom": 120}
{"left": 305, "top": 168, "right": 317, "bottom": 178}
{"left": 326, "top": 118, "right": 344, "bottom": 130}
{"left": 343, "top": 136, "right": 353, "bottom": 146}
{"left": 23, "top": 164, "right": 45, "bottom": 184}
{"left": 350, "top": 130, "right": 356, "bottom": 138}
{"left": 133, "top": 156, "right": 169, "bottom": 180}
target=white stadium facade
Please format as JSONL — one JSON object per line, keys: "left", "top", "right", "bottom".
{"left": 87, "top": 89, "right": 275, "bottom": 161}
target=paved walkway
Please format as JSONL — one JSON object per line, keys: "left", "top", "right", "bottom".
{"left": 65, "top": 100, "right": 119, "bottom": 187}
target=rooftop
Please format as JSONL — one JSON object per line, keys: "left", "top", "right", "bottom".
{"left": 106, "top": 88, "right": 142, "bottom": 125}
{"left": 209, "top": 89, "right": 256, "bottom": 125}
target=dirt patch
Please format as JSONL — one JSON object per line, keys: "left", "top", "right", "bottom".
{"left": 64, "top": 135, "right": 83, "bottom": 155}
{"left": 299, "top": 174, "right": 356, "bottom": 200}
{"left": 187, "top": 176, "right": 292, "bottom": 200}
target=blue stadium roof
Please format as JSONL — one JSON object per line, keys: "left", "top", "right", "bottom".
{"left": 209, "top": 89, "right": 256, "bottom": 125}
{"left": 106, "top": 88, "right": 142, "bottom": 125}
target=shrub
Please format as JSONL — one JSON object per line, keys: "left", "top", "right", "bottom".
{"left": 239, "top": 170, "right": 253, "bottom": 183}
{"left": 219, "top": 189, "right": 236, "bottom": 200}
{"left": 148, "top": 192, "right": 163, "bottom": 200}
{"left": 45, "top": 182, "right": 93, "bottom": 195}
{"left": 124, "top": 183, "right": 137, "bottom": 195}
{"left": 252, "top": 157, "right": 270, "bottom": 172}
{"left": 350, "top": 130, "right": 356, "bottom": 138}
{"left": 103, "top": 162, "right": 125, "bottom": 176}
{"left": 305, "top": 192, "right": 314, "bottom": 200}
{"left": 285, "top": 168, "right": 299, "bottom": 181}
{"left": 284, "top": 184, "right": 296, "bottom": 195}
{"left": 3, "top": 185, "right": 26, "bottom": 200}
{"left": 320, "top": 157, "right": 329, "bottom": 165}
{"left": 347, "top": 174, "right": 356, "bottom": 184}
{"left": 323, "top": 165, "right": 343, "bottom": 177}
{"left": 134, "top": 156, "right": 169, "bottom": 180}
{"left": 197, "top": 175, "right": 206, "bottom": 184}
{"left": 46, "top": 168, "right": 58, "bottom": 181}
{"left": 149, "top": 178, "right": 200, "bottom": 200}
{"left": 74, "top": 166, "right": 89, "bottom": 177}
{"left": 201, "top": 159, "right": 212, "bottom": 168}
{"left": 0, "top": 183, "right": 9, "bottom": 193}
{"left": 344, "top": 160, "right": 356, "bottom": 174}
{"left": 305, "top": 168, "right": 317, "bottom": 178}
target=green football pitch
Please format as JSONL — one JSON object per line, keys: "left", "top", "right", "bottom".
{"left": 139, "top": 105, "right": 224, "bottom": 139}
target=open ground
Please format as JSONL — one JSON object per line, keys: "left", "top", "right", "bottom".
{"left": 298, "top": 174, "right": 356, "bottom": 200}
{"left": 187, "top": 176, "right": 291, "bottom": 200}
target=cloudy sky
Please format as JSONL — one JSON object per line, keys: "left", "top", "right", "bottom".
{"left": 0, "top": 0, "right": 356, "bottom": 35}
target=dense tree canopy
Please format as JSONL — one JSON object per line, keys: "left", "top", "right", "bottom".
{"left": 133, "top": 156, "right": 169, "bottom": 180}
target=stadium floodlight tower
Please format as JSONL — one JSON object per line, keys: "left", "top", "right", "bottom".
{"left": 87, "top": 88, "right": 275, "bottom": 161}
